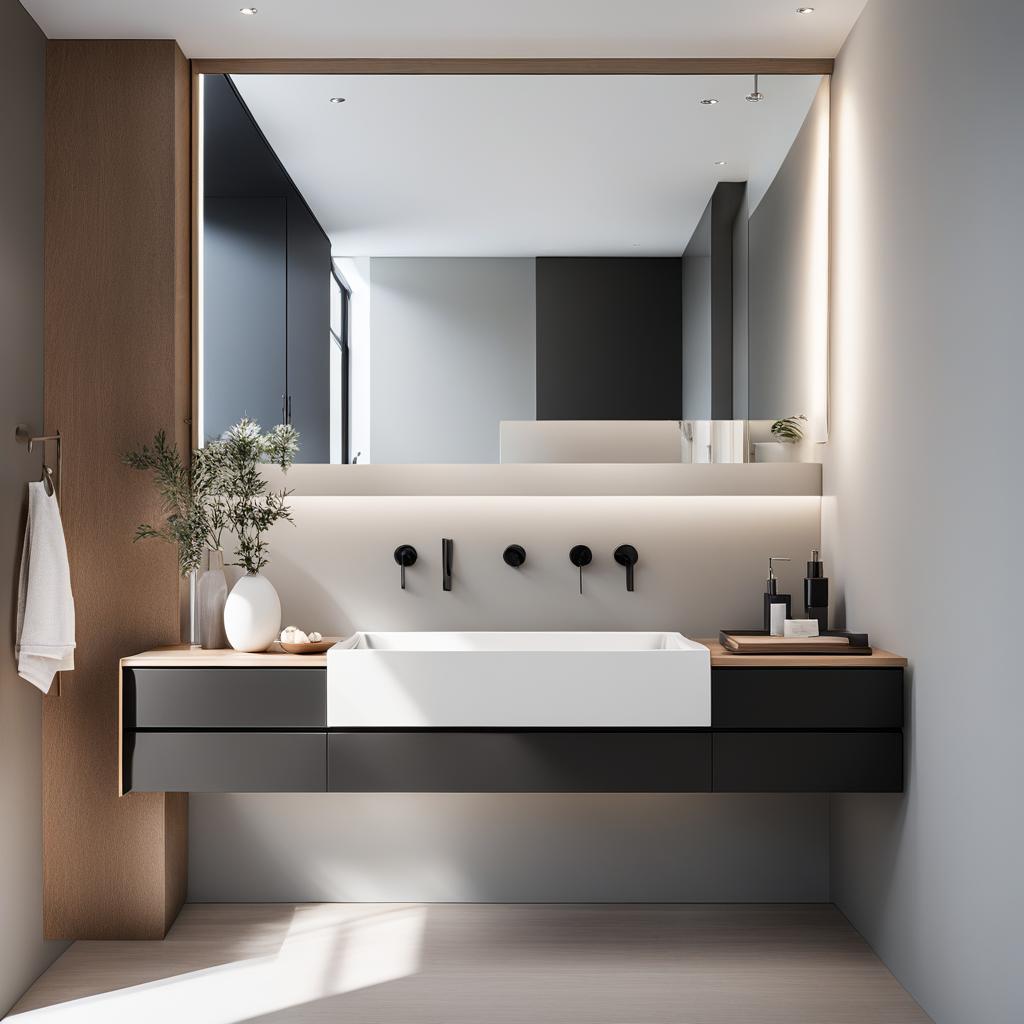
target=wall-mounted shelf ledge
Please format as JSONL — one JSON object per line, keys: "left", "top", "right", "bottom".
{"left": 261, "top": 462, "right": 822, "bottom": 498}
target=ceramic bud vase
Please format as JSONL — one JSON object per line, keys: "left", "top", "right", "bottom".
{"left": 224, "top": 572, "right": 281, "bottom": 653}
{"left": 198, "top": 549, "right": 229, "bottom": 650}
{"left": 753, "top": 441, "right": 796, "bottom": 463}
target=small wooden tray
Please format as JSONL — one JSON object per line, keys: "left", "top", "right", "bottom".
{"left": 719, "top": 629, "right": 873, "bottom": 656}
{"left": 276, "top": 638, "right": 338, "bottom": 655}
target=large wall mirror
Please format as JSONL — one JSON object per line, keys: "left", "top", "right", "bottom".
{"left": 197, "top": 71, "right": 829, "bottom": 465}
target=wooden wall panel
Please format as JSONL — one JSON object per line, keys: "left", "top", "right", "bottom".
{"left": 43, "top": 40, "right": 190, "bottom": 939}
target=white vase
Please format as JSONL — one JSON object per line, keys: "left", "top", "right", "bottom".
{"left": 224, "top": 572, "right": 281, "bottom": 653}
{"left": 754, "top": 441, "right": 796, "bottom": 463}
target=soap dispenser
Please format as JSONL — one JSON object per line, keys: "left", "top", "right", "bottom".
{"left": 763, "top": 556, "right": 792, "bottom": 635}
{"left": 803, "top": 549, "right": 830, "bottom": 632}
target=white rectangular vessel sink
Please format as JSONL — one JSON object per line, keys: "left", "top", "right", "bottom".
{"left": 326, "top": 631, "right": 710, "bottom": 728}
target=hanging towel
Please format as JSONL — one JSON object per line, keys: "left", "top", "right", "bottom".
{"left": 16, "top": 481, "right": 75, "bottom": 693}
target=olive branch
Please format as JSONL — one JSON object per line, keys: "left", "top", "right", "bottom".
{"left": 124, "top": 418, "right": 299, "bottom": 577}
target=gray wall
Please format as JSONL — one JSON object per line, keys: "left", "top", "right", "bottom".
{"left": 681, "top": 184, "right": 744, "bottom": 421}
{"left": 748, "top": 80, "right": 829, "bottom": 423}
{"left": 0, "top": 0, "right": 69, "bottom": 1013}
{"left": 192, "top": 492, "right": 828, "bottom": 902}
{"left": 825, "top": 2, "right": 1024, "bottom": 1022}
{"left": 369, "top": 258, "right": 536, "bottom": 463}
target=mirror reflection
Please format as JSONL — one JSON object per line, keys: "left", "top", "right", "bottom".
{"left": 200, "top": 73, "right": 829, "bottom": 464}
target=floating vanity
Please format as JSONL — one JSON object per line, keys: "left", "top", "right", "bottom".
{"left": 119, "top": 637, "right": 905, "bottom": 795}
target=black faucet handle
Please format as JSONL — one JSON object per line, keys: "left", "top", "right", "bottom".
{"left": 503, "top": 544, "right": 527, "bottom": 568}
{"left": 394, "top": 544, "right": 417, "bottom": 590}
{"left": 614, "top": 545, "right": 639, "bottom": 592}
{"left": 569, "top": 545, "right": 593, "bottom": 567}
{"left": 569, "top": 545, "right": 593, "bottom": 595}
{"left": 442, "top": 538, "right": 454, "bottom": 592}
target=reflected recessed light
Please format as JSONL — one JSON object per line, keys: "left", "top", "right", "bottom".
{"left": 714, "top": 160, "right": 728, "bottom": 166}
{"left": 699, "top": 98, "right": 719, "bottom": 105}
{"left": 796, "top": 6, "right": 815, "bottom": 13}
{"left": 239, "top": 6, "right": 258, "bottom": 14}
{"left": 329, "top": 97, "right": 346, "bottom": 104}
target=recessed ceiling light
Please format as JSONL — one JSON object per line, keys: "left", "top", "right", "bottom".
{"left": 796, "top": 6, "right": 815, "bottom": 13}
{"left": 714, "top": 160, "right": 728, "bottom": 166}
{"left": 329, "top": 97, "right": 346, "bottom": 104}
{"left": 239, "top": 6, "right": 258, "bottom": 14}
{"left": 699, "top": 98, "right": 719, "bottom": 106}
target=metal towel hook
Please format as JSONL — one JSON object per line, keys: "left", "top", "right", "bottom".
{"left": 15, "top": 425, "right": 62, "bottom": 500}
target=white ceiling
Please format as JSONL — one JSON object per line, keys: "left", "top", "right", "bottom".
{"left": 230, "top": 74, "right": 822, "bottom": 257}
{"left": 21, "top": 1, "right": 866, "bottom": 59}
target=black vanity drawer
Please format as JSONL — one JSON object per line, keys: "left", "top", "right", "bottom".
{"left": 713, "top": 731, "right": 903, "bottom": 792}
{"left": 126, "top": 731, "right": 327, "bottom": 792}
{"left": 712, "top": 668, "right": 904, "bottom": 729}
{"left": 329, "top": 731, "right": 711, "bottom": 793}
{"left": 125, "top": 667, "right": 326, "bottom": 729}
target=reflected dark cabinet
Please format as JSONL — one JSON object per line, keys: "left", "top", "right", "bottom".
{"left": 202, "top": 74, "right": 330, "bottom": 461}
{"left": 204, "top": 196, "right": 287, "bottom": 440}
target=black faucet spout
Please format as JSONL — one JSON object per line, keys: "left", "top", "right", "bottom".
{"left": 614, "top": 545, "right": 639, "bottom": 592}
{"left": 442, "top": 538, "right": 454, "bottom": 591}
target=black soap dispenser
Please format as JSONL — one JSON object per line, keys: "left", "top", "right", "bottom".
{"left": 763, "top": 556, "right": 792, "bottom": 635}
{"left": 804, "top": 549, "right": 830, "bottom": 633}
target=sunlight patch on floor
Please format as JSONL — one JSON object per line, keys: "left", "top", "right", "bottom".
{"left": 9, "top": 905, "right": 426, "bottom": 1024}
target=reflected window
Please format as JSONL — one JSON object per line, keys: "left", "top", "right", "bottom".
{"left": 329, "top": 267, "right": 351, "bottom": 464}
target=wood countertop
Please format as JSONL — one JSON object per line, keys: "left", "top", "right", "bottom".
{"left": 697, "top": 639, "right": 907, "bottom": 668}
{"left": 123, "top": 640, "right": 907, "bottom": 670}
{"left": 121, "top": 644, "right": 330, "bottom": 668}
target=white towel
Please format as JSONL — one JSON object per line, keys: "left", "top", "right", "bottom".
{"left": 16, "top": 481, "right": 75, "bottom": 693}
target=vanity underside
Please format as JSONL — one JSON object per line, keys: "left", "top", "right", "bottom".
{"left": 120, "top": 658, "right": 904, "bottom": 794}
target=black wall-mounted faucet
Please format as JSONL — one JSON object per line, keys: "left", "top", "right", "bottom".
{"left": 394, "top": 545, "right": 417, "bottom": 590}
{"left": 614, "top": 545, "right": 639, "bottom": 592}
{"left": 569, "top": 545, "right": 593, "bottom": 595}
{"left": 503, "top": 544, "right": 527, "bottom": 568}
{"left": 442, "top": 538, "right": 454, "bottom": 591}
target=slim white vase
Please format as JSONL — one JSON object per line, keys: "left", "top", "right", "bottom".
{"left": 198, "top": 549, "right": 229, "bottom": 650}
{"left": 224, "top": 572, "right": 281, "bottom": 652}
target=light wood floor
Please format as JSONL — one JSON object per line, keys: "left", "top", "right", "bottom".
{"left": 10, "top": 904, "right": 931, "bottom": 1023}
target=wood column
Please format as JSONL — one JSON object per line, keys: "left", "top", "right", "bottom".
{"left": 43, "top": 40, "right": 190, "bottom": 939}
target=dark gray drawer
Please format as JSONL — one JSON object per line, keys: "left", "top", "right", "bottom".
{"left": 712, "top": 667, "right": 904, "bottom": 729}
{"left": 328, "top": 731, "right": 711, "bottom": 793}
{"left": 713, "top": 731, "right": 903, "bottom": 792}
{"left": 125, "top": 667, "right": 326, "bottom": 728}
{"left": 126, "top": 731, "right": 327, "bottom": 792}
